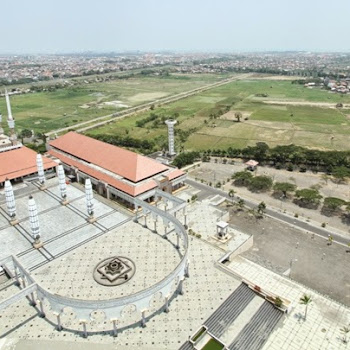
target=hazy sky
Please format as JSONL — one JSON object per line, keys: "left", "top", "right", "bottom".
{"left": 1, "top": 0, "right": 350, "bottom": 54}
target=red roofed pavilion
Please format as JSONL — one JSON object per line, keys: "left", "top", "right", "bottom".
{"left": 0, "top": 146, "right": 57, "bottom": 185}
{"left": 48, "top": 132, "right": 186, "bottom": 208}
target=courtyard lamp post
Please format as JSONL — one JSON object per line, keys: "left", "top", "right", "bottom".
{"left": 289, "top": 258, "right": 298, "bottom": 278}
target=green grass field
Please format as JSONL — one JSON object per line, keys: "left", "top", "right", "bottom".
{"left": 89, "top": 78, "right": 350, "bottom": 151}
{"left": 0, "top": 73, "right": 228, "bottom": 134}
{"left": 2, "top": 75, "right": 350, "bottom": 151}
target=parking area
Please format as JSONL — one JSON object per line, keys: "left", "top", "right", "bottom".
{"left": 227, "top": 206, "right": 350, "bottom": 306}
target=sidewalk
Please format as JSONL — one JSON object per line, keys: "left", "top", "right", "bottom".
{"left": 227, "top": 256, "right": 350, "bottom": 350}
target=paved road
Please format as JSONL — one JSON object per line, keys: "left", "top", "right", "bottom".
{"left": 186, "top": 178, "right": 349, "bottom": 246}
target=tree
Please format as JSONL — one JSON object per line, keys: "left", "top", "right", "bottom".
{"left": 299, "top": 294, "right": 312, "bottom": 320}
{"left": 321, "top": 173, "right": 329, "bottom": 185}
{"left": 274, "top": 296, "right": 283, "bottom": 308}
{"left": 237, "top": 198, "right": 245, "bottom": 210}
{"left": 342, "top": 203, "right": 350, "bottom": 224}
{"left": 332, "top": 166, "right": 350, "bottom": 183}
{"left": 19, "top": 129, "right": 32, "bottom": 143}
{"left": 172, "top": 152, "right": 200, "bottom": 168}
{"left": 340, "top": 326, "right": 350, "bottom": 344}
{"left": 322, "top": 197, "right": 346, "bottom": 216}
{"left": 257, "top": 201, "right": 266, "bottom": 217}
{"left": 234, "top": 111, "right": 242, "bottom": 122}
{"left": 228, "top": 189, "right": 235, "bottom": 203}
{"left": 248, "top": 176, "right": 273, "bottom": 193}
{"left": 273, "top": 182, "right": 296, "bottom": 198}
{"left": 232, "top": 171, "right": 253, "bottom": 187}
{"left": 295, "top": 188, "right": 322, "bottom": 209}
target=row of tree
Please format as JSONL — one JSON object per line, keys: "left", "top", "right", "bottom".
{"left": 200, "top": 143, "right": 350, "bottom": 177}
{"left": 89, "top": 133, "right": 155, "bottom": 151}
{"left": 231, "top": 170, "right": 350, "bottom": 217}
{"left": 172, "top": 151, "right": 200, "bottom": 168}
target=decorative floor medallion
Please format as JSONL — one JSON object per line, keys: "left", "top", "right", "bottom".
{"left": 93, "top": 256, "right": 136, "bottom": 286}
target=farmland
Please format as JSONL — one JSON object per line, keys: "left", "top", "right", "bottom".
{"left": 2, "top": 73, "right": 350, "bottom": 152}
{"left": 0, "top": 73, "right": 229, "bottom": 134}
{"left": 89, "top": 78, "right": 350, "bottom": 152}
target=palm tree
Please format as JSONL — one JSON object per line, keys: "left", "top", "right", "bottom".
{"left": 257, "top": 201, "right": 266, "bottom": 216}
{"left": 237, "top": 198, "right": 245, "bottom": 211}
{"left": 340, "top": 326, "right": 350, "bottom": 344}
{"left": 234, "top": 112, "right": 242, "bottom": 122}
{"left": 228, "top": 189, "right": 235, "bottom": 204}
{"left": 299, "top": 294, "right": 312, "bottom": 320}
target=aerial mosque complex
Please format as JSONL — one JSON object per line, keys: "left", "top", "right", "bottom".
{"left": 0, "top": 91, "right": 191, "bottom": 343}
{"left": 0, "top": 92, "right": 349, "bottom": 350}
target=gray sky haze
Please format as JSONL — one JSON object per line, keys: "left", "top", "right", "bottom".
{"left": 1, "top": 0, "right": 350, "bottom": 54}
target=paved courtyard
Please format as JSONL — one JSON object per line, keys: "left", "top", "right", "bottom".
{"left": 0, "top": 232, "right": 239, "bottom": 348}
{"left": 32, "top": 221, "right": 182, "bottom": 300}
{"left": 0, "top": 179, "right": 130, "bottom": 268}
{"left": 1, "top": 185, "right": 349, "bottom": 350}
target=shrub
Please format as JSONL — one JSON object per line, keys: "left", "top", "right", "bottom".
{"left": 295, "top": 188, "right": 322, "bottom": 209}
{"left": 232, "top": 171, "right": 253, "bottom": 186}
{"left": 248, "top": 176, "right": 273, "bottom": 192}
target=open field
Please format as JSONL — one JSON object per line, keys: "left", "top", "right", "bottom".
{"left": 89, "top": 78, "right": 350, "bottom": 151}
{"left": 0, "top": 73, "right": 229, "bottom": 134}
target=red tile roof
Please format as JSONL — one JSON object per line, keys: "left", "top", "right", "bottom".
{"left": 0, "top": 146, "right": 57, "bottom": 183}
{"left": 167, "top": 168, "right": 185, "bottom": 181}
{"left": 49, "top": 132, "right": 168, "bottom": 182}
{"left": 48, "top": 149, "right": 157, "bottom": 197}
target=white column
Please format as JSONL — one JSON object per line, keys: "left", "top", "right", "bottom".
{"left": 81, "top": 321, "right": 88, "bottom": 338}
{"left": 111, "top": 319, "right": 118, "bottom": 337}
{"left": 39, "top": 299, "right": 45, "bottom": 318}
{"left": 164, "top": 296, "right": 169, "bottom": 313}
{"left": 36, "top": 154, "right": 46, "bottom": 189}
{"left": 55, "top": 313, "right": 62, "bottom": 331}
{"left": 141, "top": 310, "right": 147, "bottom": 328}
{"left": 5, "top": 179, "right": 17, "bottom": 224}
{"left": 57, "top": 165, "right": 67, "bottom": 203}
{"left": 178, "top": 280, "right": 184, "bottom": 295}
{"left": 185, "top": 261, "right": 190, "bottom": 278}
{"left": 85, "top": 179, "right": 95, "bottom": 222}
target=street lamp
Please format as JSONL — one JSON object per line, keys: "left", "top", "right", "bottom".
{"left": 289, "top": 258, "right": 298, "bottom": 278}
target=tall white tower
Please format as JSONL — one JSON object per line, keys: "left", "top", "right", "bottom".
{"left": 165, "top": 119, "right": 177, "bottom": 157}
{"left": 5, "top": 90, "right": 18, "bottom": 145}
{"left": 0, "top": 111, "right": 3, "bottom": 135}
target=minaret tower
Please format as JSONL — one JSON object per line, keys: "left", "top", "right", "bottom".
{"left": 5, "top": 90, "right": 18, "bottom": 145}
{"left": 165, "top": 119, "right": 177, "bottom": 157}
{"left": 0, "top": 110, "right": 4, "bottom": 135}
